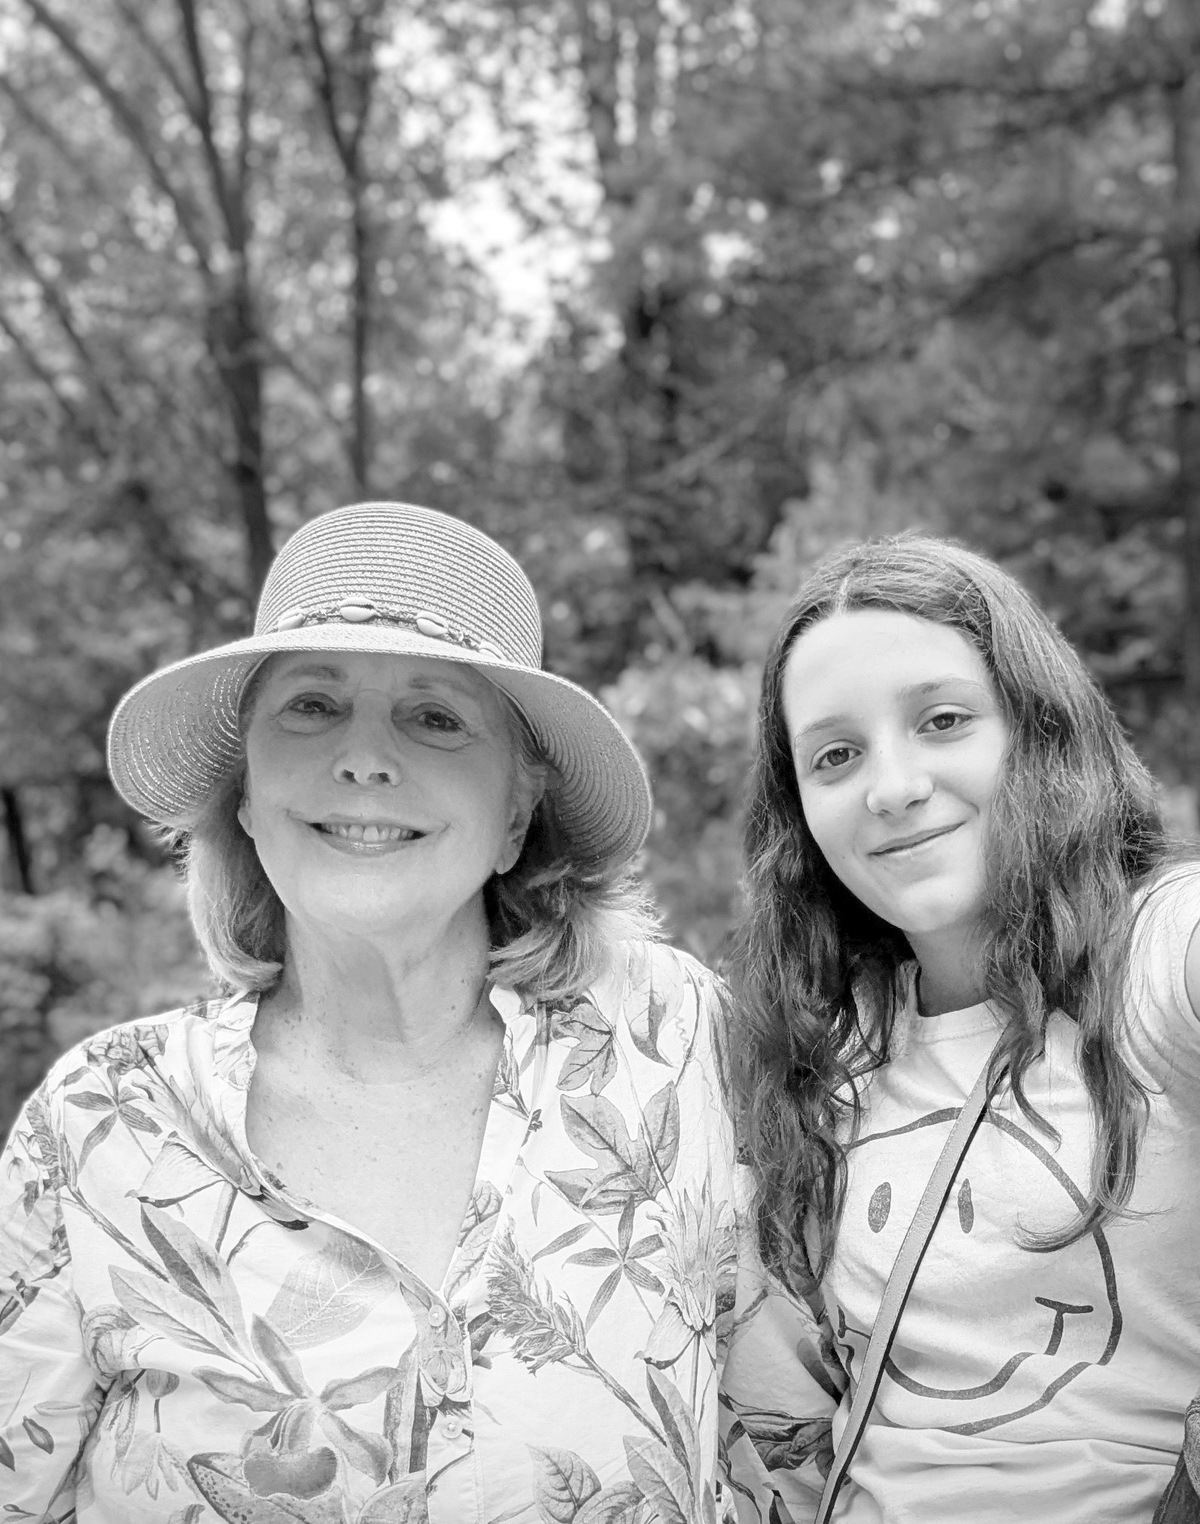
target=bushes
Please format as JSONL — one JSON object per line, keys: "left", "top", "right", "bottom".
{"left": 0, "top": 834, "right": 210, "bottom": 1137}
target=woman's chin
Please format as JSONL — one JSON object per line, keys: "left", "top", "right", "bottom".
{"left": 282, "top": 886, "right": 488, "bottom": 945}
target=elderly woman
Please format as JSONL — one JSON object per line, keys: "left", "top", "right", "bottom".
{"left": 0, "top": 503, "right": 841, "bottom": 1524}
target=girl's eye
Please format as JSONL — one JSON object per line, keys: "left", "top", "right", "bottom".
{"left": 813, "top": 744, "right": 857, "bottom": 772}
{"left": 924, "top": 709, "right": 967, "bottom": 734}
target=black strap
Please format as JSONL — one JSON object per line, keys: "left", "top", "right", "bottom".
{"left": 815, "top": 1043, "right": 1001, "bottom": 1524}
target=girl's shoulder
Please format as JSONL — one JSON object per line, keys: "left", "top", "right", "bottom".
{"left": 1125, "top": 861, "right": 1200, "bottom": 1081}
{"left": 1130, "top": 861, "right": 1200, "bottom": 974}
{"left": 1134, "top": 857, "right": 1200, "bottom": 911}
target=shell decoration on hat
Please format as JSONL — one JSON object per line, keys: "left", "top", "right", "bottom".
{"left": 269, "top": 598, "right": 508, "bottom": 663}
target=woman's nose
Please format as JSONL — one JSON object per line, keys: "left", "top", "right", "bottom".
{"left": 864, "top": 743, "right": 934, "bottom": 815}
{"left": 332, "top": 711, "right": 402, "bottom": 786}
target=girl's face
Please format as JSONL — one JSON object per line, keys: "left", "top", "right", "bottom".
{"left": 781, "top": 609, "right": 1009, "bottom": 968}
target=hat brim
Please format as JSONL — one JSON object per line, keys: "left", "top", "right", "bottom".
{"left": 107, "top": 624, "right": 652, "bottom": 867}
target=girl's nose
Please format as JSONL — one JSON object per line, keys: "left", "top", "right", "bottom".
{"left": 864, "top": 743, "right": 934, "bottom": 815}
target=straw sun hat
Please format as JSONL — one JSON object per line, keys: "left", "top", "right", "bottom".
{"left": 107, "top": 501, "right": 652, "bottom": 867}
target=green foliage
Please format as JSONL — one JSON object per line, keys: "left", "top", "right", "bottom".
{"left": 3, "top": 0, "right": 1199, "bottom": 1105}
{"left": 0, "top": 836, "right": 210, "bottom": 1135}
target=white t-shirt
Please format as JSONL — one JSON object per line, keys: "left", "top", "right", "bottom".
{"left": 822, "top": 868, "right": 1200, "bottom": 1524}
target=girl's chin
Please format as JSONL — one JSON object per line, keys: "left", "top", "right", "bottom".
{"left": 877, "top": 895, "right": 985, "bottom": 942}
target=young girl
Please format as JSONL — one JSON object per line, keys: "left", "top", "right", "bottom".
{"left": 726, "top": 535, "right": 1200, "bottom": 1523}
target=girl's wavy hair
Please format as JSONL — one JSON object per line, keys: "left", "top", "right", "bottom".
{"left": 726, "top": 533, "right": 1168, "bottom": 1290}
{"left": 174, "top": 661, "right": 657, "bottom": 1007}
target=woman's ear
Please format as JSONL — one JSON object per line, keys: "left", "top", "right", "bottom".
{"left": 496, "top": 766, "right": 545, "bottom": 875}
{"left": 237, "top": 791, "right": 254, "bottom": 839}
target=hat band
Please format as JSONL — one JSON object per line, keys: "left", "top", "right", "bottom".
{"left": 269, "top": 599, "right": 508, "bottom": 662}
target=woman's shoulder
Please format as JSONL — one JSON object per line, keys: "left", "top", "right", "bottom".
{"left": 579, "top": 937, "right": 723, "bottom": 1068}
{"left": 35, "top": 991, "right": 250, "bottom": 1106}
{"left": 599, "top": 937, "right": 720, "bottom": 1011}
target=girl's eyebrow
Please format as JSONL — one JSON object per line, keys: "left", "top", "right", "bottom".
{"left": 792, "top": 676, "right": 988, "bottom": 744}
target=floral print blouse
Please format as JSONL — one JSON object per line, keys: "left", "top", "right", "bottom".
{"left": 0, "top": 940, "right": 842, "bottom": 1524}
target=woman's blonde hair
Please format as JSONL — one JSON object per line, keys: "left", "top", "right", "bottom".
{"left": 177, "top": 663, "right": 658, "bottom": 1006}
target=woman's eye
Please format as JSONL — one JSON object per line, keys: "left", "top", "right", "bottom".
{"left": 414, "top": 707, "right": 465, "bottom": 735}
{"left": 284, "top": 693, "right": 339, "bottom": 717}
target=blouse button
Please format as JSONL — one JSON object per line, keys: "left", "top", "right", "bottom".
{"left": 442, "top": 1416, "right": 463, "bottom": 1439}
{"left": 427, "top": 1303, "right": 447, "bottom": 1328}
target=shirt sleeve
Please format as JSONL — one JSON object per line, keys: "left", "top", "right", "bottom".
{"left": 1126, "top": 866, "right": 1200, "bottom": 1088}
{"left": 0, "top": 1081, "right": 105, "bottom": 1518}
{"left": 718, "top": 1170, "right": 846, "bottom": 1524}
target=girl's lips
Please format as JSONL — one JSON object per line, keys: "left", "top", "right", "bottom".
{"left": 871, "top": 822, "right": 962, "bottom": 856}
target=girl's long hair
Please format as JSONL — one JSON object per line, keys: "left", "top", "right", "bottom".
{"left": 726, "top": 534, "right": 1168, "bottom": 1290}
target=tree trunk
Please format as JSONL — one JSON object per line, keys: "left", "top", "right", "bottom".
{"left": 209, "top": 270, "right": 272, "bottom": 596}
{"left": 350, "top": 190, "right": 372, "bottom": 495}
{"left": 1169, "top": 29, "right": 1200, "bottom": 797}
{"left": 2, "top": 786, "right": 34, "bottom": 894}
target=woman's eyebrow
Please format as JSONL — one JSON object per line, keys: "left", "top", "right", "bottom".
{"left": 275, "top": 661, "right": 346, "bottom": 681}
{"left": 407, "top": 672, "right": 484, "bottom": 700}
{"left": 270, "top": 664, "right": 481, "bottom": 699}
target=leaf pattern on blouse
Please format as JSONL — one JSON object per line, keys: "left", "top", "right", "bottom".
{"left": 0, "top": 941, "right": 842, "bottom": 1524}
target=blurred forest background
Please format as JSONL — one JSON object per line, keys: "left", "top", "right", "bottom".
{"left": 2, "top": 0, "right": 1200, "bottom": 1131}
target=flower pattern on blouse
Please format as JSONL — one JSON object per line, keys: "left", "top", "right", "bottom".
{"left": 0, "top": 941, "right": 843, "bottom": 1524}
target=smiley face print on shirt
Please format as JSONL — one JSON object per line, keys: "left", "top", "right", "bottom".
{"left": 825, "top": 1093, "right": 1122, "bottom": 1437}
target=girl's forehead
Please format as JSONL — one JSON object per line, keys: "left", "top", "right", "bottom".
{"left": 782, "top": 609, "right": 993, "bottom": 711}
{"left": 789, "top": 608, "right": 984, "bottom": 667}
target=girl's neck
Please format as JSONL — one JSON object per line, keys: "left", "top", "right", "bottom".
{"left": 907, "top": 928, "right": 989, "bottom": 1017}
{"left": 914, "top": 965, "right": 988, "bottom": 1018}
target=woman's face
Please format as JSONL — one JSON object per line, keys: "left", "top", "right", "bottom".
{"left": 781, "top": 609, "right": 1009, "bottom": 963}
{"left": 238, "top": 651, "right": 537, "bottom": 946}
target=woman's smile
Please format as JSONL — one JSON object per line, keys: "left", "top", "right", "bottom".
{"left": 310, "top": 817, "right": 428, "bottom": 852}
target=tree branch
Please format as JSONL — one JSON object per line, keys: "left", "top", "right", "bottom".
{"left": 109, "top": 0, "right": 199, "bottom": 117}
{"left": 234, "top": 17, "right": 257, "bottom": 216}
{"left": 174, "top": 0, "right": 240, "bottom": 249}
{"left": 0, "top": 304, "right": 105, "bottom": 449}
{"left": 0, "top": 206, "right": 124, "bottom": 420}
{"left": 20, "top": 0, "right": 213, "bottom": 269}
{"left": 303, "top": 0, "right": 352, "bottom": 168}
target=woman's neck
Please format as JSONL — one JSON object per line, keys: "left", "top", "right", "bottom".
{"left": 255, "top": 908, "right": 494, "bottom": 1083}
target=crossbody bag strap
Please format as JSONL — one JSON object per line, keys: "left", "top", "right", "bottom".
{"left": 814, "top": 1041, "right": 1002, "bottom": 1524}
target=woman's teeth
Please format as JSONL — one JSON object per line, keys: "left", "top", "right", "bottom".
{"left": 319, "top": 823, "right": 418, "bottom": 843}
